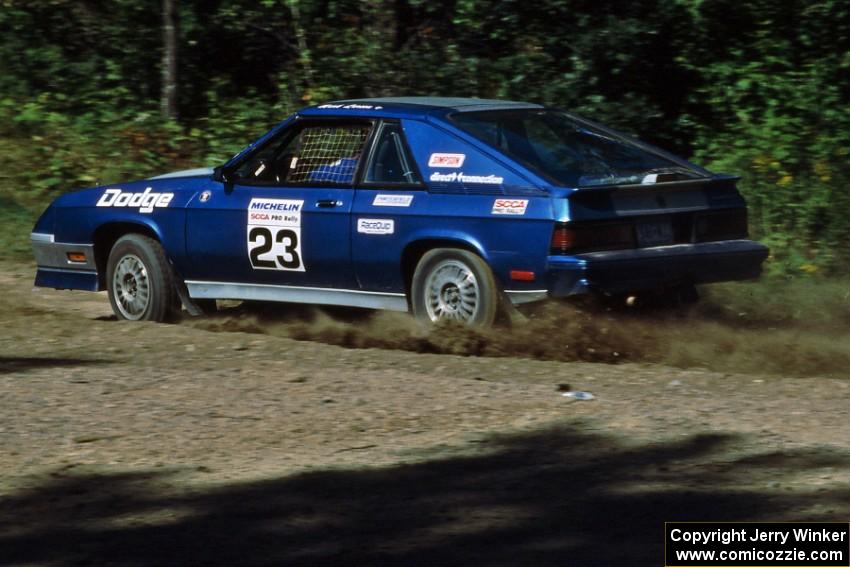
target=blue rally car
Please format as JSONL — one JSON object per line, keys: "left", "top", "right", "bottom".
{"left": 31, "top": 97, "right": 769, "bottom": 326}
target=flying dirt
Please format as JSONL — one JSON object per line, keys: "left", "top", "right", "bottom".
{"left": 187, "top": 280, "right": 850, "bottom": 379}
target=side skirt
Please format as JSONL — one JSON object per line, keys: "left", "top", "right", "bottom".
{"left": 185, "top": 280, "right": 409, "bottom": 312}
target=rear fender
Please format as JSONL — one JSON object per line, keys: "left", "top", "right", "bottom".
{"left": 400, "top": 231, "right": 491, "bottom": 293}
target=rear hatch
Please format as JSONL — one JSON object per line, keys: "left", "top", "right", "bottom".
{"left": 446, "top": 108, "right": 752, "bottom": 253}
{"left": 551, "top": 175, "right": 750, "bottom": 255}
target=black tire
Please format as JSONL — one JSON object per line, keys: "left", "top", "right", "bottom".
{"left": 106, "top": 234, "right": 179, "bottom": 322}
{"left": 411, "top": 248, "right": 499, "bottom": 327}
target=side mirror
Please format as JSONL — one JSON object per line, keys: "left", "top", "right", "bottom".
{"left": 213, "top": 165, "right": 236, "bottom": 194}
{"left": 212, "top": 165, "right": 230, "bottom": 183}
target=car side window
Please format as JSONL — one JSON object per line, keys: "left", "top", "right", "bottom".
{"left": 363, "top": 123, "right": 421, "bottom": 185}
{"left": 234, "top": 123, "right": 371, "bottom": 186}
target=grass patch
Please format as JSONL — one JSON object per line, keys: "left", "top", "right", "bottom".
{"left": 0, "top": 196, "right": 36, "bottom": 259}
{"left": 697, "top": 278, "right": 850, "bottom": 332}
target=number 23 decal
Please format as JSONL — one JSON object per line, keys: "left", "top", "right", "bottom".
{"left": 248, "top": 226, "right": 305, "bottom": 271}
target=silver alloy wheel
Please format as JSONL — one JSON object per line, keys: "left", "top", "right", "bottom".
{"left": 112, "top": 254, "right": 150, "bottom": 320}
{"left": 424, "top": 259, "right": 480, "bottom": 322}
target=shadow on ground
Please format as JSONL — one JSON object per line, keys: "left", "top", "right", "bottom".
{"left": 1, "top": 425, "right": 848, "bottom": 566}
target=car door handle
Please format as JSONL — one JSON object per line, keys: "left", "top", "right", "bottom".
{"left": 316, "top": 199, "right": 342, "bottom": 208}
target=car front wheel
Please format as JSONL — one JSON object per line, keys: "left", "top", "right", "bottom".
{"left": 106, "top": 234, "right": 179, "bottom": 322}
{"left": 411, "top": 248, "right": 499, "bottom": 327}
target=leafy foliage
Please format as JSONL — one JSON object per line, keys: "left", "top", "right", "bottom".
{"left": 1, "top": 0, "right": 849, "bottom": 273}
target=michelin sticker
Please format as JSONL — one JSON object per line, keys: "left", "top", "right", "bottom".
{"left": 357, "top": 218, "right": 395, "bottom": 235}
{"left": 492, "top": 199, "right": 529, "bottom": 215}
{"left": 373, "top": 194, "right": 413, "bottom": 207}
{"left": 430, "top": 172, "right": 504, "bottom": 185}
{"left": 428, "top": 153, "right": 465, "bottom": 168}
{"left": 247, "top": 198, "right": 305, "bottom": 271}
{"left": 96, "top": 187, "right": 174, "bottom": 213}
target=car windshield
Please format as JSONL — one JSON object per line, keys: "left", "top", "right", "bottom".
{"left": 450, "top": 110, "right": 707, "bottom": 187}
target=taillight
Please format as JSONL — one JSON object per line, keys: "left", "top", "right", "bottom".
{"left": 551, "top": 208, "right": 749, "bottom": 254}
{"left": 695, "top": 209, "right": 748, "bottom": 242}
{"left": 551, "top": 222, "right": 635, "bottom": 254}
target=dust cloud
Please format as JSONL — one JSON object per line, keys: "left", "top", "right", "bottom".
{"left": 187, "top": 279, "right": 850, "bottom": 378}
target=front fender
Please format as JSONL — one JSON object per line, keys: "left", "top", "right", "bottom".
{"left": 42, "top": 182, "right": 199, "bottom": 290}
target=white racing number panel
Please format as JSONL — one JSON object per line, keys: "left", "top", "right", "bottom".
{"left": 246, "top": 198, "right": 306, "bottom": 272}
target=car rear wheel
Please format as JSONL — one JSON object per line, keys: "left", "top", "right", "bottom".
{"left": 411, "top": 248, "right": 499, "bottom": 327}
{"left": 107, "top": 234, "right": 179, "bottom": 322}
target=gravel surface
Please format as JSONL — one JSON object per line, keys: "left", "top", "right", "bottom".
{"left": 1, "top": 262, "right": 848, "bottom": 565}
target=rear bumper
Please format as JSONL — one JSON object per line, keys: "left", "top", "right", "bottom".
{"left": 31, "top": 232, "right": 100, "bottom": 291}
{"left": 547, "top": 239, "right": 769, "bottom": 297}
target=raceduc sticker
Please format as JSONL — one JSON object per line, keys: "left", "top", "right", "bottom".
{"left": 357, "top": 218, "right": 395, "bottom": 235}
{"left": 96, "top": 187, "right": 174, "bottom": 214}
{"left": 491, "top": 199, "right": 529, "bottom": 215}
{"left": 247, "top": 198, "right": 305, "bottom": 272}
{"left": 373, "top": 194, "right": 413, "bottom": 207}
{"left": 428, "top": 153, "right": 466, "bottom": 168}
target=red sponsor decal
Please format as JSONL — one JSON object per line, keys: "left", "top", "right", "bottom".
{"left": 492, "top": 199, "right": 529, "bottom": 215}
{"left": 494, "top": 200, "right": 527, "bottom": 208}
{"left": 428, "top": 153, "right": 466, "bottom": 168}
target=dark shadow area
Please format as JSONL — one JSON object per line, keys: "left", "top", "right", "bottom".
{"left": 1, "top": 425, "right": 848, "bottom": 566}
{"left": 0, "top": 356, "right": 109, "bottom": 375}
{"left": 224, "top": 300, "right": 375, "bottom": 324}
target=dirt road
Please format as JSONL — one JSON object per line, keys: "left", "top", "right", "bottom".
{"left": 1, "top": 262, "right": 848, "bottom": 565}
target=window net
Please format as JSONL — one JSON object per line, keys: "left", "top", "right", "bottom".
{"left": 288, "top": 125, "right": 371, "bottom": 184}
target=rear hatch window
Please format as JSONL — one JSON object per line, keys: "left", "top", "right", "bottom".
{"left": 451, "top": 110, "right": 708, "bottom": 188}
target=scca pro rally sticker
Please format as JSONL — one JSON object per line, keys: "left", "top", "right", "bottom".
{"left": 357, "top": 218, "right": 394, "bottom": 235}
{"left": 96, "top": 187, "right": 174, "bottom": 213}
{"left": 247, "top": 198, "right": 305, "bottom": 271}
{"left": 492, "top": 199, "right": 528, "bottom": 215}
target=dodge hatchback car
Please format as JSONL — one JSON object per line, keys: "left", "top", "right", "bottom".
{"left": 31, "top": 97, "right": 769, "bottom": 326}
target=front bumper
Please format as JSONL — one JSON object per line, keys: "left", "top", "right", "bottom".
{"left": 547, "top": 239, "right": 769, "bottom": 297}
{"left": 31, "top": 233, "right": 100, "bottom": 291}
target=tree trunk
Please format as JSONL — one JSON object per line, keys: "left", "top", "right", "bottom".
{"left": 161, "top": 0, "right": 178, "bottom": 120}
{"left": 288, "top": 0, "right": 314, "bottom": 98}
